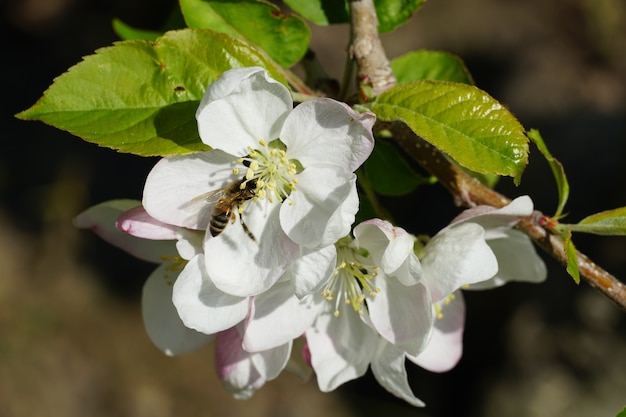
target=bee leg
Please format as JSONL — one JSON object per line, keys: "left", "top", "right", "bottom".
{"left": 238, "top": 210, "right": 257, "bottom": 242}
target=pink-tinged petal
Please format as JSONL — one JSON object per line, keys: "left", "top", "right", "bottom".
{"left": 196, "top": 67, "right": 292, "bottom": 156}
{"left": 117, "top": 205, "right": 178, "bottom": 240}
{"left": 143, "top": 150, "right": 239, "bottom": 229}
{"left": 371, "top": 342, "right": 426, "bottom": 407}
{"left": 281, "top": 98, "right": 375, "bottom": 173}
{"left": 408, "top": 292, "right": 465, "bottom": 372}
{"left": 142, "top": 264, "right": 214, "bottom": 356}
{"left": 172, "top": 255, "right": 248, "bottom": 334}
{"left": 450, "top": 195, "right": 534, "bottom": 230}
{"left": 74, "top": 200, "right": 175, "bottom": 263}
{"left": 281, "top": 169, "right": 357, "bottom": 248}
{"left": 285, "top": 245, "right": 337, "bottom": 299}
{"left": 421, "top": 223, "right": 498, "bottom": 302}
{"left": 469, "top": 229, "right": 547, "bottom": 290}
{"left": 216, "top": 328, "right": 265, "bottom": 400}
{"left": 204, "top": 202, "right": 298, "bottom": 297}
{"left": 367, "top": 279, "right": 433, "bottom": 356}
{"left": 306, "top": 312, "right": 378, "bottom": 391}
{"left": 243, "top": 282, "right": 322, "bottom": 351}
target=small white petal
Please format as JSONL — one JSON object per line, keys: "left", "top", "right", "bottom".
{"left": 367, "top": 279, "right": 433, "bottom": 356}
{"left": 172, "top": 255, "right": 249, "bottom": 334}
{"left": 421, "top": 223, "right": 498, "bottom": 302}
{"left": 371, "top": 342, "right": 426, "bottom": 407}
{"left": 249, "top": 341, "right": 292, "bottom": 381}
{"left": 143, "top": 150, "right": 239, "bottom": 229}
{"left": 281, "top": 98, "right": 375, "bottom": 173}
{"left": 306, "top": 312, "right": 378, "bottom": 391}
{"left": 469, "top": 229, "right": 547, "bottom": 289}
{"left": 74, "top": 199, "right": 175, "bottom": 263}
{"left": 281, "top": 169, "right": 357, "bottom": 248}
{"left": 196, "top": 67, "right": 292, "bottom": 156}
{"left": 142, "top": 264, "right": 214, "bottom": 356}
{"left": 450, "top": 195, "right": 534, "bottom": 231}
{"left": 285, "top": 245, "right": 337, "bottom": 299}
{"left": 408, "top": 291, "right": 465, "bottom": 373}
{"left": 243, "top": 282, "right": 321, "bottom": 351}
{"left": 354, "top": 219, "right": 414, "bottom": 275}
{"left": 204, "top": 202, "right": 298, "bottom": 297}
{"left": 116, "top": 205, "right": 179, "bottom": 240}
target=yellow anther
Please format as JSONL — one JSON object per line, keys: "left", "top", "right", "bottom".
{"left": 334, "top": 310, "right": 340, "bottom": 318}
{"left": 232, "top": 168, "right": 240, "bottom": 175}
{"left": 259, "top": 139, "right": 267, "bottom": 146}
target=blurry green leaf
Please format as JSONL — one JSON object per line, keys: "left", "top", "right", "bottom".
{"left": 372, "top": 80, "right": 529, "bottom": 182}
{"left": 364, "top": 139, "right": 428, "bottom": 196}
{"left": 284, "top": 0, "right": 424, "bottom": 32}
{"left": 568, "top": 207, "right": 626, "bottom": 236}
{"left": 460, "top": 167, "right": 500, "bottom": 188}
{"left": 616, "top": 406, "right": 626, "bottom": 417}
{"left": 17, "top": 29, "right": 284, "bottom": 156}
{"left": 391, "top": 50, "right": 473, "bottom": 85}
{"left": 564, "top": 234, "right": 580, "bottom": 284}
{"left": 113, "top": 19, "right": 161, "bottom": 41}
{"left": 180, "top": 0, "right": 310, "bottom": 68}
{"left": 527, "top": 129, "right": 569, "bottom": 218}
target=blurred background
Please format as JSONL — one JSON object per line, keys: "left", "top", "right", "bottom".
{"left": 1, "top": 0, "right": 625, "bottom": 416}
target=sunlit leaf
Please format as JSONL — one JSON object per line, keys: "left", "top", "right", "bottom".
{"left": 372, "top": 80, "right": 529, "bottom": 182}
{"left": 17, "top": 29, "right": 284, "bottom": 156}
{"left": 180, "top": 0, "right": 309, "bottom": 68}
{"left": 568, "top": 207, "right": 626, "bottom": 236}
{"left": 527, "top": 129, "right": 569, "bottom": 218}
{"left": 284, "top": 0, "right": 424, "bottom": 32}
{"left": 391, "top": 50, "right": 473, "bottom": 85}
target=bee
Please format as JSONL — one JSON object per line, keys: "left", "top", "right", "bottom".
{"left": 206, "top": 177, "right": 258, "bottom": 241}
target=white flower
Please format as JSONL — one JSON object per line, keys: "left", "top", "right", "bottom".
{"left": 143, "top": 67, "right": 375, "bottom": 298}
{"left": 74, "top": 200, "right": 213, "bottom": 356}
{"left": 410, "top": 196, "right": 547, "bottom": 372}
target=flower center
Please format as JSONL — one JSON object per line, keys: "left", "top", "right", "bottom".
{"left": 235, "top": 139, "right": 299, "bottom": 204}
{"left": 321, "top": 237, "right": 380, "bottom": 317}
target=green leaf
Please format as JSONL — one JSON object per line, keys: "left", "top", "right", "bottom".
{"left": 527, "top": 129, "right": 569, "bottom": 218}
{"left": 616, "top": 406, "right": 626, "bottom": 417}
{"left": 564, "top": 232, "right": 580, "bottom": 284}
{"left": 179, "top": 0, "right": 310, "bottom": 68}
{"left": 364, "top": 139, "right": 429, "bottom": 196}
{"left": 112, "top": 18, "right": 162, "bottom": 41}
{"left": 284, "top": 0, "right": 424, "bottom": 32}
{"left": 17, "top": 29, "right": 285, "bottom": 156}
{"left": 391, "top": 50, "right": 474, "bottom": 85}
{"left": 372, "top": 80, "right": 529, "bottom": 183}
{"left": 568, "top": 207, "right": 626, "bottom": 236}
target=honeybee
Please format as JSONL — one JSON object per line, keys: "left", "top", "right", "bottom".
{"left": 207, "top": 178, "right": 258, "bottom": 241}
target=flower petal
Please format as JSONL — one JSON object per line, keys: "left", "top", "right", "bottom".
{"left": 281, "top": 169, "right": 357, "bottom": 248}
{"left": 243, "top": 282, "right": 321, "bottom": 351}
{"left": 371, "top": 342, "right": 426, "bottom": 407}
{"left": 354, "top": 219, "right": 414, "bottom": 275}
{"left": 249, "top": 342, "right": 292, "bottom": 381}
{"left": 117, "top": 205, "right": 179, "bottom": 240}
{"left": 204, "top": 202, "right": 298, "bottom": 297}
{"left": 74, "top": 200, "right": 175, "bottom": 263}
{"left": 196, "top": 67, "right": 292, "bottom": 156}
{"left": 143, "top": 150, "right": 239, "bottom": 229}
{"left": 285, "top": 245, "right": 337, "bottom": 299}
{"left": 142, "top": 264, "right": 214, "bottom": 356}
{"left": 281, "top": 98, "right": 375, "bottom": 173}
{"left": 421, "top": 223, "right": 498, "bottom": 302}
{"left": 306, "top": 311, "right": 378, "bottom": 391}
{"left": 172, "top": 255, "right": 249, "bottom": 334}
{"left": 408, "top": 291, "right": 465, "bottom": 372}
{"left": 216, "top": 327, "right": 265, "bottom": 400}
{"left": 469, "top": 229, "right": 547, "bottom": 289}
{"left": 367, "top": 279, "right": 433, "bottom": 356}
{"left": 450, "top": 195, "right": 534, "bottom": 233}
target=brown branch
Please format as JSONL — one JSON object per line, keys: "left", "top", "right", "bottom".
{"left": 390, "top": 124, "right": 626, "bottom": 311}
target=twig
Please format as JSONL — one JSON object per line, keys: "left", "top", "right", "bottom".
{"left": 348, "top": 1, "right": 626, "bottom": 311}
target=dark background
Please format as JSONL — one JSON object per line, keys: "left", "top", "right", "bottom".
{"left": 2, "top": 0, "right": 625, "bottom": 416}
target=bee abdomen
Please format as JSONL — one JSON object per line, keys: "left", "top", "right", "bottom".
{"left": 209, "top": 213, "right": 229, "bottom": 237}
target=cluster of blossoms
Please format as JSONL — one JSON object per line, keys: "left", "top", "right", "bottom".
{"left": 75, "top": 67, "right": 547, "bottom": 406}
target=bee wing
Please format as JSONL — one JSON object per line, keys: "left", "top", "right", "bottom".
{"left": 179, "top": 189, "right": 226, "bottom": 229}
